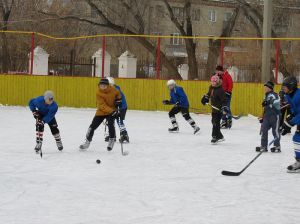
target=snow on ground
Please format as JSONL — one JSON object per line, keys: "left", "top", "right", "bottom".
{"left": 0, "top": 106, "right": 300, "bottom": 224}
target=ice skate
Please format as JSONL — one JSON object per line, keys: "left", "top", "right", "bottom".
{"left": 56, "top": 140, "right": 63, "bottom": 151}
{"left": 287, "top": 159, "right": 300, "bottom": 173}
{"left": 35, "top": 142, "right": 42, "bottom": 154}
{"left": 107, "top": 138, "right": 116, "bottom": 151}
{"left": 79, "top": 139, "right": 90, "bottom": 150}
{"left": 270, "top": 146, "right": 281, "bottom": 153}
{"left": 119, "top": 132, "right": 129, "bottom": 143}
{"left": 255, "top": 146, "right": 268, "bottom": 152}
{"left": 194, "top": 126, "right": 200, "bottom": 134}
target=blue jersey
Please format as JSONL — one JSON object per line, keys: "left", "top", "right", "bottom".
{"left": 29, "top": 96, "right": 58, "bottom": 123}
{"left": 114, "top": 84, "right": 127, "bottom": 109}
{"left": 285, "top": 88, "right": 300, "bottom": 125}
{"left": 170, "top": 86, "right": 189, "bottom": 108}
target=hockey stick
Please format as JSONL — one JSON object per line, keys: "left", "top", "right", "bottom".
{"left": 117, "top": 116, "right": 129, "bottom": 156}
{"left": 221, "top": 138, "right": 276, "bottom": 176}
{"left": 36, "top": 121, "right": 43, "bottom": 158}
{"left": 206, "top": 103, "right": 242, "bottom": 120}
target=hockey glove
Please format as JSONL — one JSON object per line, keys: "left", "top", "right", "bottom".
{"left": 262, "top": 99, "right": 274, "bottom": 107}
{"left": 162, "top": 100, "right": 172, "bottom": 105}
{"left": 32, "top": 110, "right": 40, "bottom": 119}
{"left": 201, "top": 95, "right": 209, "bottom": 105}
{"left": 258, "top": 117, "right": 263, "bottom": 123}
{"left": 111, "top": 110, "right": 121, "bottom": 119}
{"left": 281, "top": 120, "right": 293, "bottom": 136}
{"left": 115, "top": 99, "right": 122, "bottom": 108}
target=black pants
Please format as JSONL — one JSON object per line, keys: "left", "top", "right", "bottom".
{"left": 169, "top": 106, "right": 196, "bottom": 126}
{"left": 86, "top": 115, "right": 115, "bottom": 142}
{"left": 36, "top": 117, "right": 59, "bottom": 135}
{"left": 212, "top": 112, "right": 223, "bottom": 139}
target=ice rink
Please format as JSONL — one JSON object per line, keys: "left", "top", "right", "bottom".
{"left": 1, "top": 106, "right": 300, "bottom": 224}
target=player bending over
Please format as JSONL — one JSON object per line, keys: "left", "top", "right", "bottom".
{"left": 281, "top": 76, "right": 300, "bottom": 172}
{"left": 256, "top": 81, "right": 281, "bottom": 152}
{"left": 163, "top": 79, "right": 200, "bottom": 134}
{"left": 201, "top": 75, "right": 228, "bottom": 144}
{"left": 29, "top": 91, "right": 63, "bottom": 153}
{"left": 80, "top": 78, "right": 122, "bottom": 151}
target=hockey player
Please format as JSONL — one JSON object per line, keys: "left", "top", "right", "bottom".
{"left": 106, "top": 77, "right": 129, "bottom": 143}
{"left": 201, "top": 75, "right": 228, "bottom": 144}
{"left": 280, "top": 76, "right": 300, "bottom": 172}
{"left": 279, "top": 89, "right": 291, "bottom": 134}
{"left": 215, "top": 65, "right": 233, "bottom": 129}
{"left": 79, "top": 78, "right": 122, "bottom": 151}
{"left": 163, "top": 79, "right": 200, "bottom": 134}
{"left": 29, "top": 90, "right": 63, "bottom": 153}
{"left": 256, "top": 81, "right": 281, "bottom": 152}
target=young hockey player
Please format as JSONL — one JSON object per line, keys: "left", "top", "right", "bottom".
{"left": 106, "top": 77, "right": 129, "bottom": 143}
{"left": 280, "top": 76, "right": 300, "bottom": 172}
{"left": 163, "top": 79, "right": 200, "bottom": 134}
{"left": 215, "top": 65, "right": 233, "bottom": 129}
{"left": 79, "top": 78, "right": 122, "bottom": 151}
{"left": 29, "top": 90, "right": 63, "bottom": 153}
{"left": 256, "top": 81, "right": 281, "bottom": 152}
{"left": 201, "top": 75, "right": 228, "bottom": 144}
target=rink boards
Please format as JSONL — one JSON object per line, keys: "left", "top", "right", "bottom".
{"left": 0, "top": 74, "right": 280, "bottom": 116}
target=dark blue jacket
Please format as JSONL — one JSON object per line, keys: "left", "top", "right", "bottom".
{"left": 114, "top": 84, "right": 127, "bottom": 109}
{"left": 263, "top": 91, "right": 281, "bottom": 117}
{"left": 170, "top": 86, "right": 189, "bottom": 108}
{"left": 29, "top": 96, "right": 58, "bottom": 123}
{"left": 285, "top": 88, "right": 300, "bottom": 125}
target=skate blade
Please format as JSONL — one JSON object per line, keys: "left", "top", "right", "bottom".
{"left": 287, "top": 169, "right": 300, "bottom": 173}
{"left": 169, "top": 130, "right": 179, "bottom": 133}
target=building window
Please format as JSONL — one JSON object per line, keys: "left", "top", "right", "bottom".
{"left": 156, "top": 5, "right": 164, "bottom": 18}
{"left": 224, "top": 12, "right": 233, "bottom": 21}
{"left": 172, "top": 7, "right": 184, "bottom": 20}
{"left": 192, "top": 9, "right": 200, "bottom": 21}
{"left": 208, "top": 10, "right": 216, "bottom": 22}
{"left": 170, "top": 33, "right": 184, "bottom": 45}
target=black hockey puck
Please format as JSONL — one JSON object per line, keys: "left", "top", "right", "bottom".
{"left": 96, "top": 159, "right": 101, "bottom": 164}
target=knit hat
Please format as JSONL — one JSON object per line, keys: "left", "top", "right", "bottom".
{"left": 264, "top": 81, "right": 274, "bottom": 90}
{"left": 216, "top": 65, "right": 224, "bottom": 71}
{"left": 99, "top": 78, "right": 109, "bottom": 85}
{"left": 44, "top": 90, "right": 54, "bottom": 101}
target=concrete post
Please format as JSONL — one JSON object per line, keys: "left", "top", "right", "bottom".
{"left": 261, "top": 0, "right": 273, "bottom": 82}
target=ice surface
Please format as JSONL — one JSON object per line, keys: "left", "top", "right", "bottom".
{"left": 0, "top": 106, "right": 300, "bottom": 224}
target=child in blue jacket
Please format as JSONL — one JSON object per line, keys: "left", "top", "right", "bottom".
{"left": 163, "top": 79, "right": 200, "bottom": 134}
{"left": 29, "top": 91, "right": 63, "bottom": 153}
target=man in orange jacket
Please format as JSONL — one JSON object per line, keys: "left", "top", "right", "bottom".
{"left": 79, "top": 78, "right": 122, "bottom": 151}
{"left": 216, "top": 65, "right": 233, "bottom": 129}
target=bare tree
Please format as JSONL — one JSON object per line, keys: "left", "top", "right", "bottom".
{"left": 162, "top": 0, "right": 198, "bottom": 80}
{"left": 237, "top": 0, "right": 290, "bottom": 77}
{"left": 37, "top": 0, "right": 182, "bottom": 79}
{"left": 0, "top": 0, "right": 15, "bottom": 72}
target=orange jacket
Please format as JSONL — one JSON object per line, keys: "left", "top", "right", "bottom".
{"left": 95, "top": 86, "right": 121, "bottom": 116}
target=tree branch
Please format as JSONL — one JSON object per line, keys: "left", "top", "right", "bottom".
{"left": 162, "top": 0, "right": 186, "bottom": 36}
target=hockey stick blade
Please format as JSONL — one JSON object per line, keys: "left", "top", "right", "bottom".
{"left": 221, "top": 170, "right": 241, "bottom": 176}
{"left": 221, "top": 138, "right": 276, "bottom": 176}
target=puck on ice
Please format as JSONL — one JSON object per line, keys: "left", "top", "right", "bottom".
{"left": 96, "top": 159, "right": 101, "bottom": 164}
